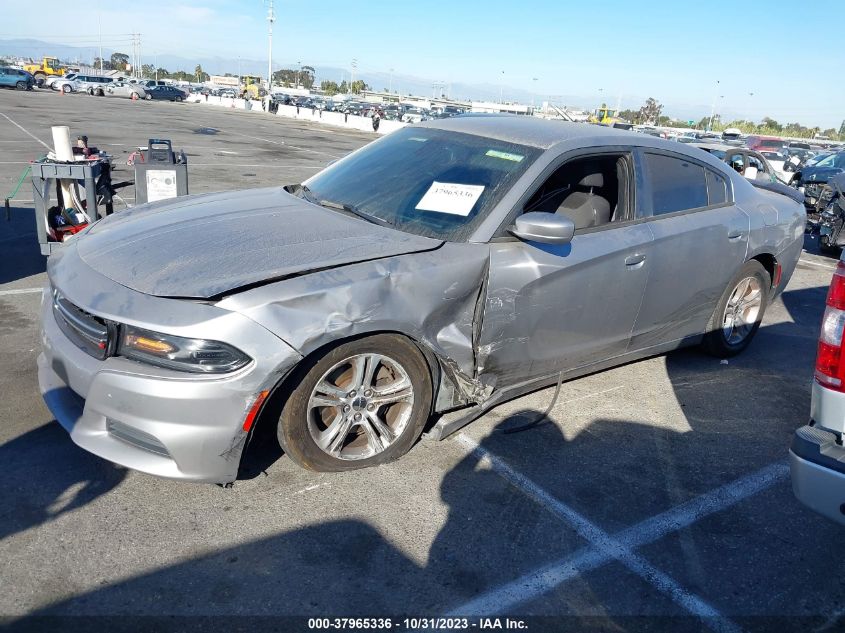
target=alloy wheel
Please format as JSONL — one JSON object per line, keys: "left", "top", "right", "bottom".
{"left": 722, "top": 276, "right": 763, "bottom": 345}
{"left": 306, "top": 353, "right": 415, "bottom": 460}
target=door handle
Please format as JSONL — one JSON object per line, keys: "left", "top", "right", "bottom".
{"left": 625, "top": 253, "right": 646, "bottom": 266}
{"left": 728, "top": 229, "right": 744, "bottom": 239}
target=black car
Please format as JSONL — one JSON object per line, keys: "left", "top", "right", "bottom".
{"left": 145, "top": 85, "right": 188, "bottom": 102}
{"left": 794, "top": 151, "right": 845, "bottom": 209}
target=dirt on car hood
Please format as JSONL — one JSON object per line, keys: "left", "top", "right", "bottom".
{"left": 76, "top": 187, "right": 441, "bottom": 299}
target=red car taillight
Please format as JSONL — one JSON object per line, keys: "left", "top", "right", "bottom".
{"left": 815, "top": 261, "right": 845, "bottom": 391}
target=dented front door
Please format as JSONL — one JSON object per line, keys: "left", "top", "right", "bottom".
{"left": 476, "top": 224, "right": 653, "bottom": 387}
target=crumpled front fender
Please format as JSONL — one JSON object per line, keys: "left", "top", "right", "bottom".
{"left": 216, "top": 243, "right": 492, "bottom": 410}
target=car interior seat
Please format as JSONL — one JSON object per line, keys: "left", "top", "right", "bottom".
{"left": 556, "top": 171, "right": 611, "bottom": 230}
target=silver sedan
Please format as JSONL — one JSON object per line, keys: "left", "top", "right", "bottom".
{"left": 39, "top": 116, "right": 805, "bottom": 482}
{"left": 102, "top": 81, "right": 146, "bottom": 99}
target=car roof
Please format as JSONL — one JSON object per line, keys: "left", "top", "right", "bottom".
{"left": 690, "top": 142, "right": 736, "bottom": 152}
{"left": 417, "top": 114, "right": 637, "bottom": 149}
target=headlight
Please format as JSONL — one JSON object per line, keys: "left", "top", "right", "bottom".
{"left": 117, "top": 325, "right": 252, "bottom": 374}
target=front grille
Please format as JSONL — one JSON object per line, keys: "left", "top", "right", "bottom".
{"left": 52, "top": 290, "right": 114, "bottom": 360}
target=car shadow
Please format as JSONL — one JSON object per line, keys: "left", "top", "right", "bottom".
{"left": 0, "top": 206, "right": 46, "bottom": 285}
{"left": 6, "top": 285, "right": 843, "bottom": 630}
{"left": 0, "top": 422, "right": 126, "bottom": 541}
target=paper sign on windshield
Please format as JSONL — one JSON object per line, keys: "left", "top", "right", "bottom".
{"left": 415, "top": 182, "right": 485, "bottom": 216}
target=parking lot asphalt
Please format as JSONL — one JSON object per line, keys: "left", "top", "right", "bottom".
{"left": 1, "top": 89, "right": 843, "bottom": 632}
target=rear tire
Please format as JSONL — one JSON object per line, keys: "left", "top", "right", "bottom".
{"left": 277, "top": 334, "right": 432, "bottom": 472}
{"left": 702, "top": 260, "right": 771, "bottom": 358}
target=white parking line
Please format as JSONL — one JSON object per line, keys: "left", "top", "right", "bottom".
{"left": 798, "top": 258, "right": 836, "bottom": 271}
{"left": 450, "top": 435, "right": 783, "bottom": 631}
{"left": 0, "top": 287, "right": 42, "bottom": 296}
{"left": 0, "top": 112, "right": 51, "bottom": 150}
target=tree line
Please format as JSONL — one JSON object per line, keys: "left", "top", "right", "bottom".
{"left": 616, "top": 97, "right": 843, "bottom": 140}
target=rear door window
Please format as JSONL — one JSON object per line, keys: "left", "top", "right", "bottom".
{"left": 644, "top": 153, "right": 708, "bottom": 215}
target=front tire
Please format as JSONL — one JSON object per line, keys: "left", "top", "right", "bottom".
{"left": 278, "top": 334, "right": 432, "bottom": 472}
{"left": 15, "top": 81, "right": 26, "bottom": 91}
{"left": 702, "top": 260, "right": 771, "bottom": 357}
{"left": 62, "top": 84, "right": 71, "bottom": 94}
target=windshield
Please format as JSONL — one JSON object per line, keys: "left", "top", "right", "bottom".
{"left": 816, "top": 153, "right": 845, "bottom": 169}
{"left": 303, "top": 127, "right": 542, "bottom": 241}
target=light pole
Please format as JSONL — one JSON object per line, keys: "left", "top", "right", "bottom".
{"left": 265, "top": 0, "right": 275, "bottom": 90}
{"left": 499, "top": 70, "right": 504, "bottom": 104}
{"left": 297, "top": 60, "right": 301, "bottom": 88}
{"left": 708, "top": 80, "right": 720, "bottom": 131}
{"left": 97, "top": 0, "right": 103, "bottom": 72}
{"left": 531, "top": 77, "right": 538, "bottom": 108}
{"left": 389, "top": 68, "right": 394, "bottom": 94}
{"left": 747, "top": 92, "right": 754, "bottom": 127}
{"left": 350, "top": 59, "right": 357, "bottom": 94}
{"left": 597, "top": 88, "right": 604, "bottom": 115}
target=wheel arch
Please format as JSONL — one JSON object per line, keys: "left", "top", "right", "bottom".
{"left": 247, "top": 330, "right": 458, "bottom": 448}
{"left": 749, "top": 252, "right": 778, "bottom": 289}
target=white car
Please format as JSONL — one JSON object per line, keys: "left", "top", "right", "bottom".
{"left": 791, "top": 257, "right": 845, "bottom": 525}
{"left": 760, "top": 151, "right": 794, "bottom": 184}
{"left": 51, "top": 76, "right": 80, "bottom": 93}
{"left": 45, "top": 72, "right": 76, "bottom": 89}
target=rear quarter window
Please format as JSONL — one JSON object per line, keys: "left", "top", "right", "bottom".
{"left": 706, "top": 169, "right": 728, "bottom": 206}
{"left": 644, "top": 153, "right": 709, "bottom": 215}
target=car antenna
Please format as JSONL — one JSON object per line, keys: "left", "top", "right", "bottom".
{"left": 502, "top": 371, "right": 564, "bottom": 434}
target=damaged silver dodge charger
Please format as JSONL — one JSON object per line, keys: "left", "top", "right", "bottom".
{"left": 39, "top": 116, "right": 805, "bottom": 482}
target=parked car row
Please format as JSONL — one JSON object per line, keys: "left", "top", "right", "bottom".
{"left": 44, "top": 72, "right": 189, "bottom": 102}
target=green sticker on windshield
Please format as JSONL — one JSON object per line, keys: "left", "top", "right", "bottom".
{"left": 486, "top": 150, "right": 524, "bottom": 162}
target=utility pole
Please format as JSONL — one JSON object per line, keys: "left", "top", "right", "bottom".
{"left": 266, "top": 0, "right": 275, "bottom": 90}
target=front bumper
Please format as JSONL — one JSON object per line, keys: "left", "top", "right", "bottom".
{"left": 38, "top": 277, "right": 301, "bottom": 483}
{"left": 790, "top": 424, "right": 845, "bottom": 525}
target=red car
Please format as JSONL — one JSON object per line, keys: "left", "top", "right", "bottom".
{"left": 745, "top": 135, "right": 786, "bottom": 153}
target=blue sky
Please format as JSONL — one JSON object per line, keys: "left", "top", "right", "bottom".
{"left": 6, "top": 0, "right": 844, "bottom": 128}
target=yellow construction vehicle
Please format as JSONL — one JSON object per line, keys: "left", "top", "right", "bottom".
{"left": 240, "top": 75, "right": 265, "bottom": 99}
{"left": 589, "top": 106, "right": 629, "bottom": 125}
{"left": 23, "top": 57, "right": 66, "bottom": 86}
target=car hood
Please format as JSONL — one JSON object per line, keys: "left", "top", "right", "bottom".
{"left": 800, "top": 165, "right": 843, "bottom": 184}
{"left": 76, "top": 187, "right": 441, "bottom": 299}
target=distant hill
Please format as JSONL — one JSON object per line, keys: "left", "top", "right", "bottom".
{"left": 0, "top": 38, "right": 719, "bottom": 120}
{"left": 0, "top": 37, "right": 582, "bottom": 105}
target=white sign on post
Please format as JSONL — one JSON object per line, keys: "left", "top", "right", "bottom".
{"left": 415, "top": 182, "right": 485, "bottom": 216}
{"left": 146, "top": 170, "right": 178, "bottom": 202}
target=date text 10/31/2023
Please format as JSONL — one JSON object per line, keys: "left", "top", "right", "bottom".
{"left": 307, "top": 617, "right": 529, "bottom": 630}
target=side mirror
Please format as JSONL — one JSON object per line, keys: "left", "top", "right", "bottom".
{"left": 510, "top": 211, "right": 575, "bottom": 245}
